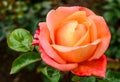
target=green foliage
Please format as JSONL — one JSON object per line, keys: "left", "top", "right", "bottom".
{"left": 106, "top": 70, "right": 120, "bottom": 80}
{"left": 97, "top": 70, "right": 120, "bottom": 82}
{"left": 10, "top": 52, "right": 40, "bottom": 74}
{"left": 0, "top": 19, "right": 16, "bottom": 41}
{"left": 7, "top": 28, "right": 34, "bottom": 52}
{"left": 39, "top": 66, "right": 60, "bottom": 82}
{"left": 72, "top": 76, "right": 96, "bottom": 82}
{"left": 103, "top": 0, "right": 120, "bottom": 23}
{"left": 0, "top": 0, "right": 52, "bottom": 41}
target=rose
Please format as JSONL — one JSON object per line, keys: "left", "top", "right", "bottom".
{"left": 32, "top": 6, "right": 111, "bottom": 77}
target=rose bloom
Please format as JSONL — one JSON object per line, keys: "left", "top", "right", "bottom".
{"left": 32, "top": 6, "right": 111, "bottom": 77}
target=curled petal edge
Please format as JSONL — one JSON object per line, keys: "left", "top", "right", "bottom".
{"left": 71, "top": 55, "right": 107, "bottom": 78}
{"left": 31, "top": 28, "right": 40, "bottom": 46}
{"left": 41, "top": 52, "right": 78, "bottom": 71}
{"left": 39, "top": 22, "right": 67, "bottom": 64}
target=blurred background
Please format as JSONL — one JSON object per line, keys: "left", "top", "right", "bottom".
{"left": 0, "top": 0, "right": 120, "bottom": 82}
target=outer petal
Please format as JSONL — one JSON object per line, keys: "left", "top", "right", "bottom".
{"left": 39, "top": 22, "right": 66, "bottom": 64}
{"left": 71, "top": 55, "right": 107, "bottom": 77}
{"left": 31, "top": 28, "right": 40, "bottom": 46}
{"left": 79, "top": 7, "right": 95, "bottom": 16}
{"left": 88, "top": 16, "right": 111, "bottom": 60}
{"left": 52, "top": 39, "right": 101, "bottom": 62}
{"left": 41, "top": 52, "right": 78, "bottom": 71}
{"left": 31, "top": 39, "right": 39, "bottom": 46}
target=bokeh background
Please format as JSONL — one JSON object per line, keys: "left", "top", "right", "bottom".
{"left": 0, "top": 0, "right": 120, "bottom": 82}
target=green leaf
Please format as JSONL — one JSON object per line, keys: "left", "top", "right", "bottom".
{"left": 72, "top": 76, "right": 96, "bottom": 82}
{"left": 72, "top": 76, "right": 81, "bottom": 81}
{"left": 98, "top": 70, "right": 120, "bottom": 82}
{"left": 106, "top": 70, "right": 120, "bottom": 80}
{"left": 7, "top": 28, "right": 34, "bottom": 52}
{"left": 103, "top": 12, "right": 114, "bottom": 22}
{"left": 50, "top": 70, "right": 60, "bottom": 82}
{"left": 40, "top": 66, "right": 60, "bottom": 82}
{"left": 80, "top": 76, "right": 96, "bottom": 82}
{"left": 10, "top": 52, "right": 40, "bottom": 74}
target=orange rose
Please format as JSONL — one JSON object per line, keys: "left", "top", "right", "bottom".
{"left": 32, "top": 6, "right": 111, "bottom": 77}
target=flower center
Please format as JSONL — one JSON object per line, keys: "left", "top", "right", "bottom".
{"left": 55, "top": 20, "right": 87, "bottom": 46}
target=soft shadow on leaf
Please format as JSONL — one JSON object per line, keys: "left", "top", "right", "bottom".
{"left": 10, "top": 52, "right": 40, "bottom": 74}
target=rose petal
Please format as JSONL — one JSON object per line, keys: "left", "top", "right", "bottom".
{"left": 47, "top": 6, "right": 80, "bottom": 43}
{"left": 74, "top": 20, "right": 91, "bottom": 46}
{"left": 76, "top": 24, "right": 87, "bottom": 39}
{"left": 63, "top": 11, "right": 87, "bottom": 23}
{"left": 55, "top": 20, "right": 82, "bottom": 46}
{"left": 71, "top": 55, "right": 107, "bottom": 78}
{"left": 31, "top": 28, "right": 40, "bottom": 46}
{"left": 88, "top": 16, "right": 111, "bottom": 60}
{"left": 74, "top": 29, "right": 90, "bottom": 46}
{"left": 87, "top": 18, "right": 97, "bottom": 42}
{"left": 55, "top": 20, "right": 88, "bottom": 47}
{"left": 31, "top": 39, "right": 39, "bottom": 46}
{"left": 79, "top": 7, "right": 95, "bottom": 16}
{"left": 39, "top": 23, "right": 66, "bottom": 64}
{"left": 34, "top": 28, "right": 40, "bottom": 38}
{"left": 52, "top": 39, "right": 101, "bottom": 62}
{"left": 41, "top": 52, "right": 78, "bottom": 71}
